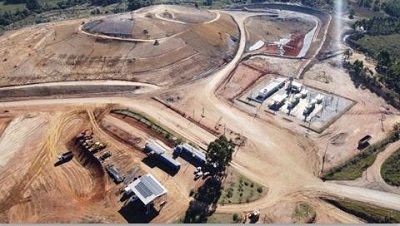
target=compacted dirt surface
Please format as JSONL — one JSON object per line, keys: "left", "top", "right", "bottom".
{"left": 1, "top": 4, "right": 400, "bottom": 224}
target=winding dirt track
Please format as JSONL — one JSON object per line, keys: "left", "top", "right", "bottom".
{"left": 330, "top": 140, "right": 400, "bottom": 195}
{"left": 1, "top": 8, "right": 400, "bottom": 223}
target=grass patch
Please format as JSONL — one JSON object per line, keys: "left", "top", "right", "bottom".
{"left": 351, "top": 34, "right": 400, "bottom": 60}
{"left": 218, "top": 167, "right": 266, "bottom": 205}
{"left": 323, "top": 124, "right": 400, "bottom": 180}
{"left": 292, "top": 202, "right": 316, "bottom": 223}
{"left": 175, "top": 213, "right": 238, "bottom": 224}
{"left": 110, "top": 109, "right": 185, "bottom": 146}
{"left": 0, "top": 2, "right": 25, "bottom": 13}
{"left": 381, "top": 148, "right": 400, "bottom": 187}
{"left": 325, "top": 199, "right": 400, "bottom": 223}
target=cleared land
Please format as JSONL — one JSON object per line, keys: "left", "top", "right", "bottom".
{"left": 1, "top": 3, "right": 400, "bottom": 224}
{"left": 0, "top": 5, "right": 238, "bottom": 89}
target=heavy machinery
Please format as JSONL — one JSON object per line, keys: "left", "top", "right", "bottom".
{"left": 98, "top": 151, "right": 111, "bottom": 163}
{"left": 88, "top": 142, "right": 106, "bottom": 154}
{"left": 57, "top": 151, "right": 74, "bottom": 162}
{"left": 106, "top": 165, "right": 124, "bottom": 184}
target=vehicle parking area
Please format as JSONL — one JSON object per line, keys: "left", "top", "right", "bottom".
{"left": 236, "top": 75, "right": 355, "bottom": 132}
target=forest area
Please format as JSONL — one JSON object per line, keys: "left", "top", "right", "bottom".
{"left": 346, "top": 0, "right": 400, "bottom": 109}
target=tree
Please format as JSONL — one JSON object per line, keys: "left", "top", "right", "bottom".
{"left": 377, "top": 49, "right": 391, "bottom": 73}
{"left": 205, "top": 135, "right": 235, "bottom": 175}
{"left": 349, "top": 8, "right": 355, "bottom": 19}
{"left": 204, "top": 0, "right": 212, "bottom": 6}
{"left": 353, "top": 59, "right": 365, "bottom": 76}
{"left": 26, "top": 0, "right": 41, "bottom": 11}
{"left": 127, "top": 0, "right": 141, "bottom": 10}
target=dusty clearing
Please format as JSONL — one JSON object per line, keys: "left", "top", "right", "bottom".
{"left": 1, "top": 3, "right": 400, "bottom": 224}
{"left": 0, "top": 5, "right": 238, "bottom": 88}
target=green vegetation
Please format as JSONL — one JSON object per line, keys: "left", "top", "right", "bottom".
{"left": 292, "top": 202, "right": 316, "bottom": 223}
{"left": 219, "top": 167, "right": 266, "bottom": 205}
{"left": 352, "top": 34, "right": 400, "bottom": 59}
{"left": 383, "top": 0, "right": 400, "bottom": 17}
{"left": 325, "top": 199, "right": 400, "bottom": 223}
{"left": 346, "top": 0, "right": 400, "bottom": 109}
{"left": 176, "top": 213, "right": 236, "bottom": 223}
{"left": 381, "top": 148, "right": 400, "bottom": 186}
{"left": 181, "top": 167, "right": 264, "bottom": 223}
{"left": 205, "top": 135, "right": 235, "bottom": 176}
{"left": 110, "top": 109, "right": 185, "bottom": 146}
{"left": 183, "top": 177, "right": 222, "bottom": 223}
{"left": 323, "top": 124, "right": 400, "bottom": 180}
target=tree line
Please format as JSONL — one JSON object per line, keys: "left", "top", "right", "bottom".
{"left": 355, "top": 17, "right": 400, "bottom": 35}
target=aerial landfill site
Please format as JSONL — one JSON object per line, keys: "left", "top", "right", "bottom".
{"left": 0, "top": 0, "right": 400, "bottom": 224}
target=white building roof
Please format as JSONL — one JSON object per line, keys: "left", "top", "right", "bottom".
{"left": 126, "top": 174, "right": 167, "bottom": 206}
{"left": 146, "top": 141, "right": 166, "bottom": 155}
{"left": 249, "top": 40, "right": 265, "bottom": 51}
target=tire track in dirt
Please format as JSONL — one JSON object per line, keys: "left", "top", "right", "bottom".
{"left": 0, "top": 111, "right": 83, "bottom": 214}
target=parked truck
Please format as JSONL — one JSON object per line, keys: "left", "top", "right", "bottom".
{"left": 57, "top": 151, "right": 74, "bottom": 162}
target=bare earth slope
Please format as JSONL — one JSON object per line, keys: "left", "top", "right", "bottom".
{"left": 0, "top": 5, "right": 238, "bottom": 88}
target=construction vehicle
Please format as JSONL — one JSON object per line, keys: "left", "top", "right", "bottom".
{"left": 248, "top": 210, "right": 260, "bottom": 223}
{"left": 98, "top": 151, "right": 111, "bottom": 163}
{"left": 88, "top": 142, "right": 106, "bottom": 154}
{"left": 58, "top": 151, "right": 74, "bottom": 162}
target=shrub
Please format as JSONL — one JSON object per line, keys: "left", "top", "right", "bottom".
{"left": 257, "top": 186, "right": 263, "bottom": 193}
{"left": 233, "top": 213, "right": 238, "bottom": 222}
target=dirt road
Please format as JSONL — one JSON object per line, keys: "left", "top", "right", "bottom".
{"left": 330, "top": 140, "right": 400, "bottom": 195}
{"left": 1, "top": 7, "right": 400, "bottom": 223}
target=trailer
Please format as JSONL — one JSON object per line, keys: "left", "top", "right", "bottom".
{"left": 256, "top": 77, "right": 286, "bottom": 100}
{"left": 144, "top": 141, "right": 166, "bottom": 155}
{"left": 358, "top": 135, "right": 372, "bottom": 149}
{"left": 174, "top": 143, "right": 206, "bottom": 166}
{"left": 159, "top": 153, "right": 181, "bottom": 172}
{"left": 58, "top": 151, "right": 74, "bottom": 162}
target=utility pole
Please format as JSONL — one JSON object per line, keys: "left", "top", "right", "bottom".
{"left": 335, "top": 96, "right": 339, "bottom": 112}
{"left": 380, "top": 113, "right": 386, "bottom": 132}
{"left": 320, "top": 141, "right": 329, "bottom": 177}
